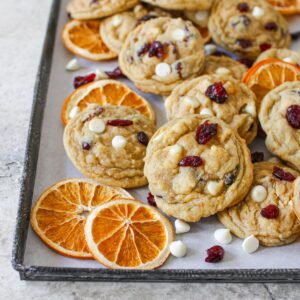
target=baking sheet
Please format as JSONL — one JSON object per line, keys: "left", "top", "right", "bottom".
{"left": 23, "top": 0, "right": 300, "bottom": 271}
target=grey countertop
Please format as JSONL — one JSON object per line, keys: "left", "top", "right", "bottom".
{"left": 1, "top": 0, "right": 300, "bottom": 299}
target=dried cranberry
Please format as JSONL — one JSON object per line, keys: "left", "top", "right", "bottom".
{"left": 237, "top": 3, "right": 249, "bottom": 12}
{"left": 147, "top": 193, "right": 156, "bottom": 207}
{"left": 107, "top": 119, "right": 133, "bottom": 126}
{"left": 260, "top": 43, "right": 272, "bottom": 52}
{"left": 74, "top": 73, "right": 96, "bottom": 89}
{"left": 148, "top": 41, "right": 165, "bottom": 59}
{"left": 105, "top": 67, "right": 125, "bottom": 79}
{"left": 238, "top": 58, "right": 253, "bottom": 68}
{"left": 261, "top": 204, "right": 279, "bottom": 219}
{"left": 223, "top": 166, "right": 239, "bottom": 186}
{"left": 236, "top": 39, "right": 252, "bottom": 49}
{"left": 137, "top": 131, "right": 149, "bottom": 146}
{"left": 82, "top": 141, "right": 91, "bottom": 150}
{"left": 175, "top": 62, "right": 183, "bottom": 79}
{"left": 291, "top": 31, "right": 300, "bottom": 41}
{"left": 136, "top": 15, "right": 158, "bottom": 26}
{"left": 273, "top": 166, "right": 295, "bottom": 182}
{"left": 196, "top": 121, "right": 218, "bottom": 145}
{"left": 265, "top": 22, "right": 278, "bottom": 31}
{"left": 179, "top": 156, "right": 203, "bottom": 168}
{"left": 205, "top": 82, "right": 228, "bottom": 104}
{"left": 205, "top": 245, "right": 224, "bottom": 263}
{"left": 286, "top": 105, "right": 300, "bottom": 129}
{"left": 251, "top": 152, "right": 264, "bottom": 163}
{"left": 137, "top": 43, "right": 151, "bottom": 57}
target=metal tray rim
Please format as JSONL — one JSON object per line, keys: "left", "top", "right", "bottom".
{"left": 11, "top": 0, "right": 300, "bottom": 282}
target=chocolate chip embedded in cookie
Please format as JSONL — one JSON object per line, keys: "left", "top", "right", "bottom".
{"left": 63, "top": 105, "right": 155, "bottom": 188}
{"left": 165, "top": 74, "right": 257, "bottom": 144}
{"left": 208, "top": 0, "right": 291, "bottom": 59}
{"left": 67, "top": 0, "right": 139, "bottom": 20}
{"left": 119, "top": 17, "right": 205, "bottom": 95}
{"left": 218, "top": 162, "right": 300, "bottom": 246}
{"left": 144, "top": 115, "right": 253, "bottom": 222}
{"left": 141, "top": 0, "right": 214, "bottom": 11}
{"left": 255, "top": 48, "right": 300, "bottom": 66}
{"left": 259, "top": 81, "right": 300, "bottom": 172}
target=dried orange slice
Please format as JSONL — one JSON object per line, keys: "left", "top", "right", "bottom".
{"left": 61, "top": 20, "right": 117, "bottom": 61}
{"left": 293, "top": 177, "right": 300, "bottom": 221}
{"left": 30, "top": 179, "right": 132, "bottom": 259}
{"left": 61, "top": 80, "right": 155, "bottom": 126}
{"left": 243, "top": 58, "right": 300, "bottom": 104}
{"left": 267, "top": 0, "right": 300, "bottom": 15}
{"left": 85, "top": 199, "right": 174, "bottom": 269}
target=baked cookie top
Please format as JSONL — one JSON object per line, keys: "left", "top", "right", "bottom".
{"left": 255, "top": 48, "right": 300, "bottom": 65}
{"left": 208, "top": 0, "right": 291, "bottom": 59}
{"left": 218, "top": 162, "right": 300, "bottom": 246}
{"left": 165, "top": 75, "right": 257, "bottom": 144}
{"left": 201, "top": 55, "right": 248, "bottom": 80}
{"left": 63, "top": 105, "right": 155, "bottom": 188}
{"left": 100, "top": 5, "right": 170, "bottom": 54}
{"left": 259, "top": 81, "right": 300, "bottom": 172}
{"left": 144, "top": 115, "right": 253, "bottom": 222}
{"left": 67, "top": 0, "right": 139, "bottom": 20}
{"left": 119, "top": 17, "right": 205, "bottom": 95}
{"left": 184, "top": 10, "right": 210, "bottom": 27}
{"left": 141, "top": 0, "right": 214, "bottom": 11}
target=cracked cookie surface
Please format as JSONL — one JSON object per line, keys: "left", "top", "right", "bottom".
{"left": 255, "top": 48, "right": 300, "bottom": 65}
{"left": 144, "top": 115, "right": 253, "bottom": 222}
{"left": 64, "top": 105, "right": 155, "bottom": 188}
{"left": 141, "top": 0, "right": 214, "bottom": 11}
{"left": 218, "top": 162, "right": 300, "bottom": 246}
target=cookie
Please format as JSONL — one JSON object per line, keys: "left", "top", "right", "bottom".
{"left": 255, "top": 48, "right": 300, "bottom": 65}
{"left": 144, "top": 115, "right": 253, "bottom": 222}
{"left": 100, "top": 5, "right": 170, "bottom": 54}
{"left": 208, "top": 0, "right": 291, "bottom": 59}
{"left": 165, "top": 75, "right": 257, "bottom": 144}
{"left": 141, "top": 0, "right": 214, "bottom": 11}
{"left": 67, "top": 0, "right": 139, "bottom": 20}
{"left": 201, "top": 56, "right": 248, "bottom": 80}
{"left": 119, "top": 17, "right": 205, "bottom": 95}
{"left": 259, "top": 81, "right": 300, "bottom": 172}
{"left": 64, "top": 105, "right": 155, "bottom": 188}
{"left": 218, "top": 162, "right": 300, "bottom": 246}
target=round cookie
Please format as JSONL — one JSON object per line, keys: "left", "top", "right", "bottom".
{"left": 201, "top": 56, "right": 248, "bottom": 80}
{"left": 165, "top": 75, "right": 257, "bottom": 144}
{"left": 208, "top": 0, "right": 291, "bottom": 59}
{"left": 119, "top": 17, "right": 205, "bottom": 95}
{"left": 259, "top": 81, "right": 300, "bottom": 172}
{"left": 144, "top": 115, "right": 253, "bottom": 222}
{"left": 255, "top": 48, "right": 300, "bottom": 65}
{"left": 100, "top": 5, "right": 170, "bottom": 54}
{"left": 67, "top": 0, "right": 139, "bottom": 20}
{"left": 141, "top": 0, "right": 214, "bottom": 11}
{"left": 218, "top": 162, "right": 300, "bottom": 247}
{"left": 64, "top": 105, "right": 155, "bottom": 188}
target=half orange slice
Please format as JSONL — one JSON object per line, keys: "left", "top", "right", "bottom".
{"left": 61, "top": 80, "right": 155, "bottom": 126}
{"left": 85, "top": 199, "right": 174, "bottom": 269}
{"left": 61, "top": 20, "right": 117, "bottom": 61}
{"left": 30, "top": 179, "right": 132, "bottom": 259}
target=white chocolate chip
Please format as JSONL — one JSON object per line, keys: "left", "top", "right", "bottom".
{"left": 172, "top": 28, "right": 186, "bottom": 41}
{"left": 207, "top": 181, "right": 223, "bottom": 196}
{"left": 289, "top": 200, "right": 293, "bottom": 207}
{"left": 65, "top": 58, "right": 79, "bottom": 71}
{"left": 95, "top": 69, "right": 109, "bottom": 80}
{"left": 89, "top": 119, "right": 105, "bottom": 134}
{"left": 155, "top": 63, "right": 171, "bottom": 77}
{"left": 175, "top": 219, "right": 191, "bottom": 234}
{"left": 112, "top": 15, "right": 122, "bottom": 27}
{"left": 69, "top": 106, "right": 80, "bottom": 119}
{"left": 170, "top": 240, "right": 187, "bottom": 257}
{"left": 112, "top": 135, "right": 127, "bottom": 149}
{"left": 244, "top": 104, "right": 256, "bottom": 116}
{"left": 252, "top": 6, "right": 264, "bottom": 19}
{"left": 204, "top": 44, "right": 217, "bottom": 55}
{"left": 251, "top": 185, "right": 267, "bottom": 203}
{"left": 169, "top": 145, "right": 183, "bottom": 156}
{"left": 195, "top": 11, "right": 209, "bottom": 22}
{"left": 214, "top": 229, "right": 232, "bottom": 244}
{"left": 283, "top": 57, "right": 296, "bottom": 64}
{"left": 200, "top": 108, "right": 213, "bottom": 116}
{"left": 182, "top": 96, "right": 200, "bottom": 108}
{"left": 215, "top": 67, "right": 231, "bottom": 76}
{"left": 242, "top": 235, "right": 259, "bottom": 254}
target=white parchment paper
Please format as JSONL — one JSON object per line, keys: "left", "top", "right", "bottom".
{"left": 24, "top": 0, "right": 300, "bottom": 270}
